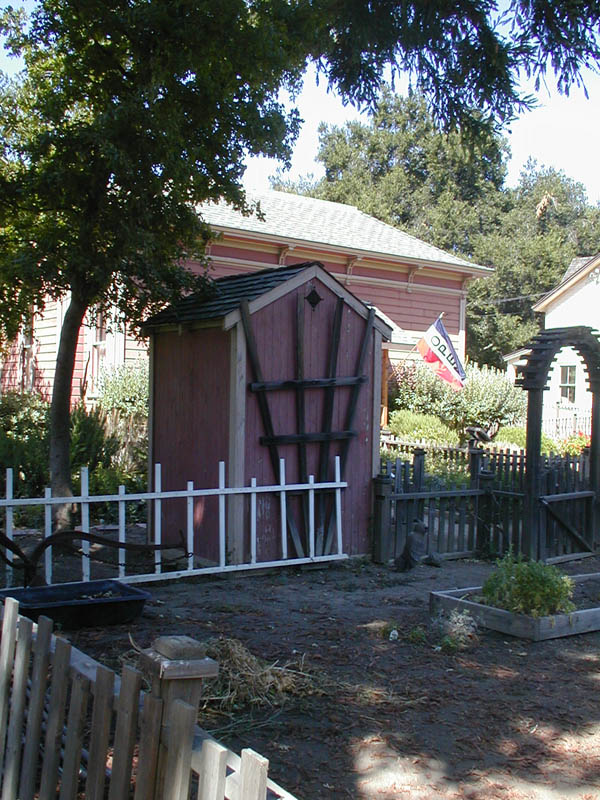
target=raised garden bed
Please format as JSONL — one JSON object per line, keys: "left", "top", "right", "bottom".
{"left": 430, "top": 572, "right": 600, "bottom": 641}
{"left": 0, "top": 579, "right": 151, "bottom": 630}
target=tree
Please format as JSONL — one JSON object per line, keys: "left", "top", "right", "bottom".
{"left": 274, "top": 90, "right": 510, "bottom": 256}
{"left": 1, "top": 0, "right": 600, "bottom": 512}
{"left": 467, "top": 162, "right": 600, "bottom": 366}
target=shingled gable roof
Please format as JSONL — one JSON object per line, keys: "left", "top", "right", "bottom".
{"left": 198, "top": 189, "right": 490, "bottom": 274}
{"left": 533, "top": 253, "right": 600, "bottom": 313}
{"left": 143, "top": 261, "right": 392, "bottom": 337}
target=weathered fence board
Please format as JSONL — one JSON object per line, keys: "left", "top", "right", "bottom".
{"left": 0, "top": 598, "right": 296, "bottom": 800}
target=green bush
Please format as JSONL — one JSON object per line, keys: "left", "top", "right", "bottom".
{"left": 70, "top": 403, "right": 119, "bottom": 474}
{"left": 388, "top": 410, "right": 459, "bottom": 445}
{"left": 97, "top": 361, "right": 148, "bottom": 416}
{"left": 0, "top": 391, "right": 50, "bottom": 499}
{"left": 556, "top": 431, "right": 590, "bottom": 456}
{"left": 97, "top": 362, "right": 148, "bottom": 474}
{"left": 394, "top": 361, "right": 526, "bottom": 443}
{"left": 494, "top": 425, "right": 556, "bottom": 454}
{"left": 481, "top": 551, "right": 575, "bottom": 617}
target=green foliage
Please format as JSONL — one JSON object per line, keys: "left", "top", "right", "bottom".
{"left": 494, "top": 426, "right": 556, "bottom": 455}
{"left": 394, "top": 362, "right": 526, "bottom": 442}
{"left": 0, "top": 391, "right": 49, "bottom": 498}
{"left": 97, "top": 361, "right": 149, "bottom": 417}
{"left": 70, "top": 404, "right": 118, "bottom": 474}
{"left": 388, "top": 409, "right": 459, "bottom": 445}
{"left": 482, "top": 551, "right": 575, "bottom": 618}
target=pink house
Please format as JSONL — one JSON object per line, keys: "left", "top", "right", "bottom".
{"left": 0, "top": 190, "right": 490, "bottom": 418}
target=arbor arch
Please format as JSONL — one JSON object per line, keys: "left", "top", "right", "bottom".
{"left": 518, "top": 326, "right": 600, "bottom": 559}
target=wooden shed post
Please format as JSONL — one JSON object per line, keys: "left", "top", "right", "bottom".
{"left": 139, "top": 635, "right": 218, "bottom": 800}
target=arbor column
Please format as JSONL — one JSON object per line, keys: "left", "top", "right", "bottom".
{"left": 524, "top": 387, "right": 543, "bottom": 560}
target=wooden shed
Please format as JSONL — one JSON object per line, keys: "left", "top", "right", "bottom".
{"left": 143, "top": 262, "right": 392, "bottom": 566}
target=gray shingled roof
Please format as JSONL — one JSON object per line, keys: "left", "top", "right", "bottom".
{"left": 198, "top": 190, "right": 488, "bottom": 272}
{"left": 561, "top": 256, "right": 594, "bottom": 282}
{"left": 143, "top": 262, "right": 317, "bottom": 328}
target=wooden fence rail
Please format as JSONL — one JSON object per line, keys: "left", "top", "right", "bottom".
{"left": 0, "top": 597, "right": 296, "bottom": 800}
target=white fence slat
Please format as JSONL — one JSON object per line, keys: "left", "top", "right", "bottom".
{"left": 335, "top": 455, "right": 343, "bottom": 555}
{"left": 197, "top": 739, "right": 227, "bottom": 800}
{"left": 5, "top": 468, "right": 13, "bottom": 584}
{"left": 186, "top": 481, "right": 194, "bottom": 571}
{"left": 1, "top": 615, "right": 32, "bottom": 800}
{"left": 250, "top": 478, "right": 257, "bottom": 564}
{"left": 308, "top": 475, "right": 315, "bottom": 559}
{"left": 279, "top": 459, "right": 287, "bottom": 561}
{"left": 118, "top": 484, "right": 126, "bottom": 578}
{"left": 44, "top": 488, "right": 52, "bottom": 584}
{"left": 239, "top": 748, "right": 268, "bottom": 800}
{"left": 218, "top": 462, "right": 226, "bottom": 568}
{"left": 154, "top": 463, "right": 162, "bottom": 574}
{"left": 81, "top": 467, "right": 90, "bottom": 582}
{"left": 0, "top": 597, "right": 19, "bottom": 767}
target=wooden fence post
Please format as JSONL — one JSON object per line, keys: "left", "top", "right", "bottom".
{"left": 412, "top": 448, "right": 426, "bottom": 491}
{"left": 138, "top": 635, "right": 219, "bottom": 800}
{"left": 373, "top": 471, "right": 393, "bottom": 563}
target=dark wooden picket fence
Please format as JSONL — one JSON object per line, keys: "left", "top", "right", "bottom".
{"left": 374, "top": 444, "right": 593, "bottom": 564}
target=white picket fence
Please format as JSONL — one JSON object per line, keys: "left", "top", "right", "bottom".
{"left": 542, "top": 408, "right": 592, "bottom": 439}
{"left": 1, "top": 458, "right": 347, "bottom": 586}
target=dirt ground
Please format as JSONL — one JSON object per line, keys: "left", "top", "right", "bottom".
{"left": 42, "top": 551, "right": 600, "bottom": 800}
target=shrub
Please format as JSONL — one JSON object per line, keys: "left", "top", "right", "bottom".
{"left": 70, "top": 403, "right": 119, "bottom": 474}
{"left": 97, "top": 361, "right": 149, "bottom": 416}
{"left": 388, "top": 410, "right": 459, "bottom": 445}
{"left": 494, "top": 425, "right": 556, "bottom": 454}
{"left": 394, "top": 361, "right": 526, "bottom": 442}
{"left": 0, "top": 391, "right": 50, "bottom": 499}
{"left": 556, "top": 431, "right": 590, "bottom": 456}
{"left": 481, "top": 551, "right": 575, "bottom": 617}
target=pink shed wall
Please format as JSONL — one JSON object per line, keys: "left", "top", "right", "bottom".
{"left": 242, "top": 277, "right": 376, "bottom": 559}
{"left": 151, "top": 327, "right": 230, "bottom": 562}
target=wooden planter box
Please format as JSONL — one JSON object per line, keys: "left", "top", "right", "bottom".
{"left": 429, "top": 573, "right": 600, "bottom": 641}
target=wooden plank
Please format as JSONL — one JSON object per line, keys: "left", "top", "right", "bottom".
{"left": 39, "top": 636, "right": 72, "bottom": 800}
{"left": 197, "top": 739, "right": 227, "bottom": 800}
{"left": 2, "top": 615, "right": 33, "bottom": 800}
{"left": 133, "top": 694, "right": 163, "bottom": 800}
{"left": 162, "top": 699, "right": 196, "bottom": 800}
{"left": 316, "top": 297, "right": 344, "bottom": 555}
{"left": 59, "top": 672, "right": 90, "bottom": 800}
{"left": 0, "top": 598, "right": 19, "bottom": 765}
{"left": 324, "top": 307, "right": 375, "bottom": 555}
{"left": 540, "top": 498, "right": 594, "bottom": 553}
{"left": 85, "top": 665, "right": 115, "bottom": 800}
{"left": 250, "top": 376, "right": 365, "bottom": 391}
{"left": 108, "top": 666, "right": 143, "bottom": 800}
{"left": 239, "top": 748, "right": 269, "bottom": 800}
{"left": 19, "top": 615, "right": 53, "bottom": 800}
{"left": 240, "top": 299, "right": 305, "bottom": 558}
{"left": 260, "top": 431, "right": 355, "bottom": 445}
{"left": 295, "top": 294, "right": 309, "bottom": 541}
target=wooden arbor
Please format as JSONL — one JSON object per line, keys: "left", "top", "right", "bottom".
{"left": 519, "top": 326, "right": 600, "bottom": 560}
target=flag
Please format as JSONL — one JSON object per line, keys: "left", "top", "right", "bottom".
{"left": 417, "top": 316, "right": 466, "bottom": 390}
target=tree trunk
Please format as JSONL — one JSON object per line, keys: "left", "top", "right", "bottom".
{"left": 49, "top": 291, "right": 89, "bottom": 528}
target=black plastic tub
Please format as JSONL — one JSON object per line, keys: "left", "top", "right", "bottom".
{"left": 0, "top": 579, "right": 151, "bottom": 629}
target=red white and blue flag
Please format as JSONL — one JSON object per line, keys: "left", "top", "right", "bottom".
{"left": 417, "top": 316, "right": 466, "bottom": 390}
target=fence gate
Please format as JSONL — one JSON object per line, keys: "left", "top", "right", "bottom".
{"left": 518, "top": 326, "right": 600, "bottom": 561}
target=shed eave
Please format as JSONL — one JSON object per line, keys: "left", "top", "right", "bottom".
{"left": 221, "top": 263, "right": 392, "bottom": 339}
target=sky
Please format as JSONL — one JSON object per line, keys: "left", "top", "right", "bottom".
{"left": 243, "top": 64, "right": 600, "bottom": 205}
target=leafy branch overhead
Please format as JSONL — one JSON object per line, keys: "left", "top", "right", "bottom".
{"left": 1, "top": 0, "right": 599, "bottom": 500}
